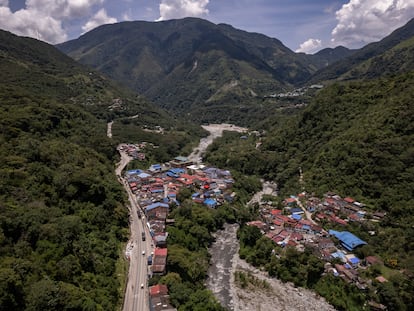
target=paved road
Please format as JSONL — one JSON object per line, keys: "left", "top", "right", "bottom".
{"left": 116, "top": 149, "right": 153, "bottom": 311}
{"left": 118, "top": 123, "right": 247, "bottom": 310}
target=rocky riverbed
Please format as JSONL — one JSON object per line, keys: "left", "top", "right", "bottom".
{"left": 187, "top": 124, "right": 248, "bottom": 163}
{"left": 207, "top": 224, "right": 336, "bottom": 311}
{"left": 197, "top": 123, "right": 335, "bottom": 311}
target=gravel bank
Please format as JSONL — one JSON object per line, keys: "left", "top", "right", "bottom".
{"left": 207, "top": 224, "right": 336, "bottom": 311}
{"left": 187, "top": 124, "right": 248, "bottom": 163}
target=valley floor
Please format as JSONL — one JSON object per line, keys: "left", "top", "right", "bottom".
{"left": 207, "top": 224, "right": 336, "bottom": 311}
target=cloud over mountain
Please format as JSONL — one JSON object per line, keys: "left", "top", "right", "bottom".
{"left": 296, "top": 38, "right": 322, "bottom": 54}
{"left": 0, "top": 0, "right": 112, "bottom": 43}
{"left": 331, "top": 0, "right": 414, "bottom": 47}
{"left": 82, "top": 8, "right": 117, "bottom": 33}
{"left": 157, "top": 0, "right": 209, "bottom": 21}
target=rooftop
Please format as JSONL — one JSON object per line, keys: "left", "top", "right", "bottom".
{"left": 154, "top": 248, "right": 168, "bottom": 257}
{"left": 150, "top": 284, "right": 169, "bottom": 297}
{"left": 329, "top": 230, "right": 367, "bottom": 251}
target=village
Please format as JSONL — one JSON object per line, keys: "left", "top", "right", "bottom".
{"left": 119, "top": 142, "right": 389, "bottom": 311}
{"left": 119, "top": 143, "right": 238, "bottom": 311}
{"left": 247, "top": 191, "right": 389, "bottom": 309}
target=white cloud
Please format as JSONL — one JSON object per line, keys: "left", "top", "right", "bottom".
{"left": 0, "top": 5, "right": 67, "bottom": 43}
{"left": 26, "top": 0, "right": 103, "bottom": 19}
{"left": 82, "top": 8, "right": 117, "bottom": 33}
{"left": 0, "top": 0, "right": 104, "bottom": 43}
{"left": 296, "top": 38, "right": 322, "bottom": 54}
{"left": 331, "top": 0, "right": 414, "bottom": 48}
{"left": 157, "top": 0, "right": 209, "bottom": 21}
{"left": 122, "top": 10, "right": 132, "bottom": 21}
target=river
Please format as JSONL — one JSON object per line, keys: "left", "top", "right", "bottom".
{"left": 206, "top": 223, "right": 240, "bottom": 310}
{"left": 200, "top": 126, "right": 335, "bottom": 311}
{"left": 187, "top": 124, "right": 248, "bottom": 163}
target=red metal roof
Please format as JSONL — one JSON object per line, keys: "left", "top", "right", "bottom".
{"left": 271, "top": 209, "right": 282, "bottom": 215}
{"left": 285, "top": 197, "right": 296, "bottom": 203}
{"left": 290, "top": 232, "right": 304, "bottom": 241}
{"left": 272, "top": 236, "right": 284, "bottom": 243}
{"left": 154, "top": 248, "right": 168, "bottom": 257}
{"left": 344, "top": 197, "right": 355, "bottom": 203}
{"left": 287, "top": 240, "right": 298, "bottom": 247}
{"left": 149, "top": 284, "right": 168, "bottom": 297}
{"left": 273, "top": 219, "right": 283, "bottom": 226}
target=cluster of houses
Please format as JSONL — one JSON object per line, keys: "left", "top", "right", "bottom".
{"left": 118, "top": 143, "right": 148, "bottom": 160}
{"left": 125, "top": 156, "right": 237, "bottom": 309}
{"left": 265, "top": 84, "right": 324, "bottom": 98}
{"left": 248, "top": 192, "right": 388, "bottom": 301}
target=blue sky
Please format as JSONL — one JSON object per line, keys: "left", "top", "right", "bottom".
{"left": 1, "top": 0, "right": 414, "bottom": 54}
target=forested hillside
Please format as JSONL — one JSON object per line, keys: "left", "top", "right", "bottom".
{"left": 204, "top": 72, "right": 414, "bottom": 310}
{"left": 0, "top": 30, "right": 202, "bottom": 310}
{"left": 205, "top": 72, "right": 414, "bottom": 269}
{"left": 0, "top": 94, "right": 128, "bottom": 310}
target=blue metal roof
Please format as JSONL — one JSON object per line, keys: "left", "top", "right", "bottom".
{"left": 203, "top": 198, "right": 217, "bottom": 207}
{"left": 169, "top": 168, "right": 185, "bottom": 174}
{"left": 138, "top": 172, "right": 151, "bottom": 178}
{"left": 145, "top": 202, "right": 169, "bottom": 211}
{"left": 150, "top": 189, "right": 163, "bottom": 193}
{"left": 127, "top": 169, "right": 143, "bottom": 175}
{"left": 329, "top": 230, "right": 367, "bottom": 251}
{"left": 166, "top": 172, "right": 179, "bottom": 178}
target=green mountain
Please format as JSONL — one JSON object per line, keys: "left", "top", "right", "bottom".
{"left": 309, "top": 18, "right": 414, "bottom": 83}
{"left": 205, "top": 71, "right": 414, "bottom": 309}
{"left": 0, "top": 29, "right": 202, "bottom": 310}
{"left": 202, "top": 21, "right": 414, "bottom": 310}
{"left": 56, "top": 18, "right": 337, "bottom": 121}
{"left": 1, "top": 29, "right": 186, "bottom": 127}
{"left": 307, "top": 46, "right": 355, "bottom": 68}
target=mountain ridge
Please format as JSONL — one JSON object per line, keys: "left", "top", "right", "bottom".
{"left": 309, "top": 17, "right": 414, "bottom": 82}
{"left": 56, "top": 17, "right": 352, "bottom": 121}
